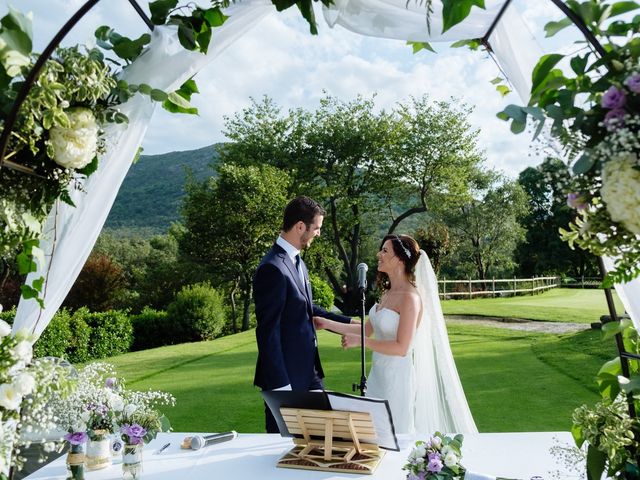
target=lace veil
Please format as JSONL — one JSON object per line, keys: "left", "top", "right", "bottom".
{"left": 413, "top": 250, "right": 478, "bottom": 434}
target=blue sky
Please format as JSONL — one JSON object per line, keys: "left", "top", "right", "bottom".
{"left": 4, "top": 0, "right": 577, "bottom": 177}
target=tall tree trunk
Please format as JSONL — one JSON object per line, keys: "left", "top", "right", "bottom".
{"left": 229, "top": 278, "right": 239, "bottom": 333}
{"left": 242, "top": 275, "right": 252, "bottom": 331}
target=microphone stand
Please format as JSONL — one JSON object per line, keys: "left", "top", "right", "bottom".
{"left": 353, "top": 285, "right": 367, "bottom": 397}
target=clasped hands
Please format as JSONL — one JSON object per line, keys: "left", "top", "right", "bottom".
{"left": 313, "top": 316, "right": 362, "bottom": 349}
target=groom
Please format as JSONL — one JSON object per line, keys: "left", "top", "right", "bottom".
{"left": 253, "top": 196, "right": 352, "bottom": 433}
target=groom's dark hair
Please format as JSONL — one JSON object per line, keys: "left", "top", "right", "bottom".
{"left": 282, "top": 196, "right": 325, "bottom": 231}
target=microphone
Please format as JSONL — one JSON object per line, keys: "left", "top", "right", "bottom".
{"left": 357, "top": 263, "right": 368, "bottom": 291}
{"left": 184, "top": 431, "right": 237, "bottom": 450}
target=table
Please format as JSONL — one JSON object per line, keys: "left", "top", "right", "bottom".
{"left": 25, "top": 432, "right": 583, "bottom": 479}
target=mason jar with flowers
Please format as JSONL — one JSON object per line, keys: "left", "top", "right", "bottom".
{"left": 117, "top": 390, "right": 175, "bottom": 480}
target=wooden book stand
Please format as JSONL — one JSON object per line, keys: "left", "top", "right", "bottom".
{"left": 276, "top": 407, "right": 386, "bottom": 475}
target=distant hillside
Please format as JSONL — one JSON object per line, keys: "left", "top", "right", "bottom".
{"left": 105, "top": 144, "right": 219, "bottom": 233}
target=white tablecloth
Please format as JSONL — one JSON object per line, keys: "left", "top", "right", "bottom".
{"left": 25, "top": 431, "right": 583, "bottom": 479}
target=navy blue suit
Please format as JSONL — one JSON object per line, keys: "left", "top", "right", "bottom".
{"left": 253, "top": 243, "right": 350, "bottom": 431}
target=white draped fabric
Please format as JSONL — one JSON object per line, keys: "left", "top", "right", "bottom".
{"left": 602, "top": 256, "right": 640, "bottom": 331}
{"left": 323, "top": 0, "right": 540, "bottom": 101}
{"left": 12, "top": 0, "right": 274, "bottom": 337}
{"left": 12, "top": 0, "right": 638, "bottom": 337}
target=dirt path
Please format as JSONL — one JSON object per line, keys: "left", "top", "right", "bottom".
{"left": 444, "top": 314, "right": 589, "bottom": 334}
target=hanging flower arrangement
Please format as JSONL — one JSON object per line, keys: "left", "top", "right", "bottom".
{"left": 0, "top": 1, "right": 229, "bottom": 304}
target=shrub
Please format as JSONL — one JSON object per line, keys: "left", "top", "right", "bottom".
{"left": 167, "top": 283, "right": 226, "bottom": 342}
{"left": 310, "top": 273, "right": 334, "bottom": 310}
{"left": 0, "top": 307, "right": 16, "bottom": 325}
{"left": 80, "top": 309, "right": 133, "bottom": 359}
{"left": 67, "top": 311, "right": 92, "bottom": 363}
{"left": 33, "top": 309, "right": 72, "bottom": 359}
{"left": 131, "top": 308, "right": 172, "bottom": 351}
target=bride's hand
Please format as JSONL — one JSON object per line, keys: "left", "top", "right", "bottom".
{"left": 313, "top": 316, "right": 328, "bottom": 330}
{"left": 341, "top": 334, "right": 361, "bottom": 349}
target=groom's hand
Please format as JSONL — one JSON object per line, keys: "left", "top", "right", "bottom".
{"left": 313, "top": 316, "right": 327, "bottom": 330}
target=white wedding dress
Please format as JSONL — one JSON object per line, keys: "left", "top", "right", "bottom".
{"left": 365, "top": 251, "right": 478, "bottom": 435}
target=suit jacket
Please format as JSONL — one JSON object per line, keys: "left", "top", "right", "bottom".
{"left": 253, "top": 243, "right": 351, "bottom": 391}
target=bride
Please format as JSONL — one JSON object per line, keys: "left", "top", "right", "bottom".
{"left": 314, "top": 234, "right": 477, "bottom": 435}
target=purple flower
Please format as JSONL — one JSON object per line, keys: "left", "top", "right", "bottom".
{"left": 407, "top": 473, "right": 426, "bottom": 480}
{"left": 64, "top": 431, "right": 88, "bottom": 445}
{"left": 601, "top": 86, "right": 626, "bottom": 109}
{"left": 427, "top": 456, "right": 443, "bottom": 473}
{"left": 604, "top": 108, "right": 627, "bottom": 131}
{"left": 121, "top": 424, "right": 147, "bottom": 444}
{"left": 625, "top": 74, "right": 640, "bottom": 94}
{"left": 567, "top": 192, "right": 587, "bottom": 211}
{"left": 105, "top": 377, "right": 117, "bottom": 389}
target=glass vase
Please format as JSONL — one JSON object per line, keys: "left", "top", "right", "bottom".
{"left": 66, "top": 443, "right": 85, "bottom": 480}
{"left": 122, "top": 443, "right": 143, "bottom": 479}
{"left": 85, "top": 435, "right": 111, "bottom": 471}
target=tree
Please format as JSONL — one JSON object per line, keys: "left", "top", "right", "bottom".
{"left": 221, "top": 94, "right": 484, "bottom": 314}
{"left": 385, "top": 96, "right": 484, "bottom": 234}
{"left": 64, "top": 253, "right": 128, "bottom": 311}
{"left": 180, "top": 163, "right": 290, "bottom": 331}
{"left": 516, "top": 157, "right": 598, "bottom": 278}
{"left": 447, "top": 173, "right": 529, "bottom": 280}
{"left": 414, "top": 223, "right": 451, "bottom": 275}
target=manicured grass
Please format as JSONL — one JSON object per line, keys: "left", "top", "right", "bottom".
{"left": 441, "top": 287, "right": 624, "bottom": 323}
{"left": 107, "top": 323, "right": 616, "bottom": 434}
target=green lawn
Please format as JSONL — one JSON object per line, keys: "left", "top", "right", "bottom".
{"left": 107, "top": 322, "right": 616, "bottom": 434}
{"left": 441, "top": 287, "right": 625, "bottom": 323}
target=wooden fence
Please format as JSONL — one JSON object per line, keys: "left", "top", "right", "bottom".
{"left": 438, "top": 276, "right": 560, "bottom": 299}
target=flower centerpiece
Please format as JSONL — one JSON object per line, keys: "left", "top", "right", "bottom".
{"left": 50, "top": 363, "right": 124, "bottom": 472}
{"left": 49, "top": 362, "right": 174, "bottom": 479}
{"left": 403, "top": 432, "right": 464, "bottom": 479}
{"left": 117, "top": 386, "right": 175, "bottom": 480}
{"left": 0, "top": 314, "right": 73, "bottom": 480}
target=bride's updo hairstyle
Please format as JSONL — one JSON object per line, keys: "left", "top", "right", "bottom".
{"left": 376, "top": 234, "right": 420, "bottom": 291}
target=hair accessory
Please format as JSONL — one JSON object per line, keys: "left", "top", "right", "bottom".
{"left": 394, "top": 235, "right": 411, "bottom": 259}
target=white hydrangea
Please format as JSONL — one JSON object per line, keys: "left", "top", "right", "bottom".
{"left": 48, "top": 107, "right": 99, "bottom": 169}
{"left": 13, "top": 341, "right": 33, "bottom": 364}
{"left": 600, "top": 153, "right": 640, "bottom": 235}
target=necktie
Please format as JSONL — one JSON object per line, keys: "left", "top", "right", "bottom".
{"left": 294, "top": 254, "right": 305, "bottom": 285}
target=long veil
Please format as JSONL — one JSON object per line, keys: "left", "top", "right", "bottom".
{"left": 413, "top": 250, "right": 478, "bottom": 434}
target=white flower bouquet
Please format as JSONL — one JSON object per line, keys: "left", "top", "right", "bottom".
{"left": 403, "top": 432, "right": 464, "bottom": 480}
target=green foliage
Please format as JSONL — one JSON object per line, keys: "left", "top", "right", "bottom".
{"left": 66, "top": 311, "right": 91, "bottom": 363}
{"left": 309, "top": 273, "right": 334, "bottom": 310}
{"left": 79, "top": 309, "right": 133, "bottom": 359}
{"left": 167, "top": 283, "right": 226, "bottom": 341}
{"left": 106, "top": 145, "right": 217, "bottom": 232}
{"left": 32, "top": 309, "right": 72, "bottom": 359}
{"left": 414, "top": 223, "right": 451, "bottom": 274}
{"left": 444, "top": 172, "right": 529, "bottom": 280}
{"left": 516, "top": 157, "right": 597, "bottom": 278}
{"left": 180, "top": 163, "right": 290, "bottom": 330}
{"left": 130, "top": 307, "right": 172, "bottom": 351}
{"left": 64, "top": 252, "right": 128, "bottom": 312}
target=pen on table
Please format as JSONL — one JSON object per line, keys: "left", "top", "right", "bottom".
{"left": 155, "top": 442, "right": 171, "bottom": 454}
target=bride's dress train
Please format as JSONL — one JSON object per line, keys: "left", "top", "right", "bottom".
{"left": 366, "top": 251, "right": 478, "bottom": 435}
